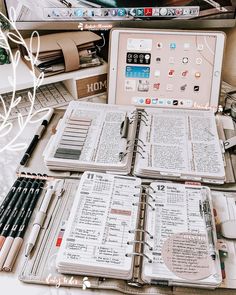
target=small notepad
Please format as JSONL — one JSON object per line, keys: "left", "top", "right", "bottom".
{"left": 56, "top": 171, "right": 141, "bottom": 279}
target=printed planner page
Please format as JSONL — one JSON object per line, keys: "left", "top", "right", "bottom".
{"left": 44, "top": 102, "right": 137, "bottom": 174}
{"left": 56, "top": 171, "right": 141, "bottom": 280}
{"left": 134, "top": 108, "right": 225, "bottom": 183}
{"left": 142, "top": 182, "right": 221, "bottom": 288}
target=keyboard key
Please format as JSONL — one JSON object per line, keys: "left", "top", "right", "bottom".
{"left": 0, "top": 82, "right": 74, "bottom": 120}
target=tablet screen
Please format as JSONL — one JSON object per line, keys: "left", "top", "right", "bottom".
{"left": 109, "top": 30, "right": 225, "bottom": 110}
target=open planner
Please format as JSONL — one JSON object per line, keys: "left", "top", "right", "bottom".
{"left": 43, "top": 101, "right": 225, "bottom": 184}
{"left": 55, "top": 171, "right": 221, "bottom": 289}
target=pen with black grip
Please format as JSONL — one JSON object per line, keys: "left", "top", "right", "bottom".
{"left": 20, "top": 109, "right": 54, "bottom": 166}
{"left": 0, "top": 178, "right": 28, "bottom": 233}
{"left": 0, "top": 177, "right": 23, "bottom": 217}
{"left": 0, "top": 178, "right": 35, "bottom": 250}
{"left": 3, "top": 179, "right": 46, "bottom": 272}
{"left": 2, "top": 179, "right": 41, "bottom": 240}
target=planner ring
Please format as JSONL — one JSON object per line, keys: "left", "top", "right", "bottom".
{"left": 133, "top": 150, "right": 146, "bottom": 159}
{"left": 143, "top": 192, "right": 156, "bottom": 202}
{"left": 119, "top": 150, "right": 133, "bottom": 161}
{"left": 126, "top": 143, "right": 145, "bottom": 153}
{"left": 137, "top": 115, "right": 148, "bottom": 126}
{"left": 129, "top": 110, "right": 139, "bottom": 123}
{"left": 127, "top": 138, "right": 146, "bottom": 147}
{"left": 132, "top": 201, "right": 155, "bottom": 211}
{"left": 128, "top": 229, "right": 153, "bottom": 239}
{"left": 141, "top": 109, "right": 149, "bottom": 117}
{"left": 127, "top": 240, "right": 153, "bottom": 251}
{"left": 119, "top": 149, "right": 145, "bottom": 161}
{"left": 138, "top": 112, "right": 148, "bottom": 122}
{"left": 125, "top": 252, "right": 152, "bottom": 263}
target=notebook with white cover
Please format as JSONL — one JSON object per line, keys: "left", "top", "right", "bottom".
{"left": 55, "top": 171, "right": 221, "bottom": 289}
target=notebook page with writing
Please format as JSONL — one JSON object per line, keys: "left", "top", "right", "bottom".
{"left": 44, "top": 102, "right": 137, "bottom": 174}
{"left": 134, "top": 108, "right": 225, "bottom": 183}
{"left": 56, "top": 171, "right": 141, "bottom": 279}
{"left": 142, "top": 182, "right": 221, "bottom": 288}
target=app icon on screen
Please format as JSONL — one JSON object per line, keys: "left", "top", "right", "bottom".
{"left": 196, "top": 58, "right": 202, "bottom": 65}
{"left": 117, "top": 9, "right": 126, "bottom": 16}
{"left": 144, "top": 8, "right": 153, "bottom": 16}
{"left": 136, "top": 9, "right": 144, "bottom": 16}
{"left": 182, "top": 57, "right": 189, "bottom": 64}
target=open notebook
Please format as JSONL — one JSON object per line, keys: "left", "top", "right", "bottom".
{"left": 43, "top": 101, "right": 225, "bottom": 184}
{"left": 55, "top": 171, "right": 221, "bottom": 289}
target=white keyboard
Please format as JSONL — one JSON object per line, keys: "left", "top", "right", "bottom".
{"left": 0, "top": 82, "right": 74, "bottom": 120}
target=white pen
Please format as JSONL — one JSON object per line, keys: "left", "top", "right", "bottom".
{"left": 25, "top": 181, "right": 57, "bottom": 257}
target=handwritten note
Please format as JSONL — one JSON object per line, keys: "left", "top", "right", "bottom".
{"left": 162, "top": 233, "right": 212, "bottom": 280}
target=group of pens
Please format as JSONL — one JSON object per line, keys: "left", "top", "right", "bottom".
{"left": 0, "top": 174, "right": 46, "bottom": 272}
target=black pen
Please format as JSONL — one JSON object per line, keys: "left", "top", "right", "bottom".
{"left": 2, "top": 179, "right": 45, "bottom": 272}
{"left": 0, "top": 177, "right": 23, "bottom": 217}
{"left": 58, "top": 0, "right": 72, "bottom": 8}
{"left": 0, "top": 178, "right": 35, "bottom": 251}
{"left": 4, "top": 179, "right": 41, "bottom": 239}
{"left": 0, "top": 178, "right": 28, "bottom": 233}
{"left": 20, "top": 108, "right": 54, "bottom": 166}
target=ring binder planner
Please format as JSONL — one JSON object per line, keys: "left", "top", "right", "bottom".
{"left": 43, "top": 101, "right": 228, "bottom": 184}
{"left": 20, "top": 173, "right": 230, "bottom": 291}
